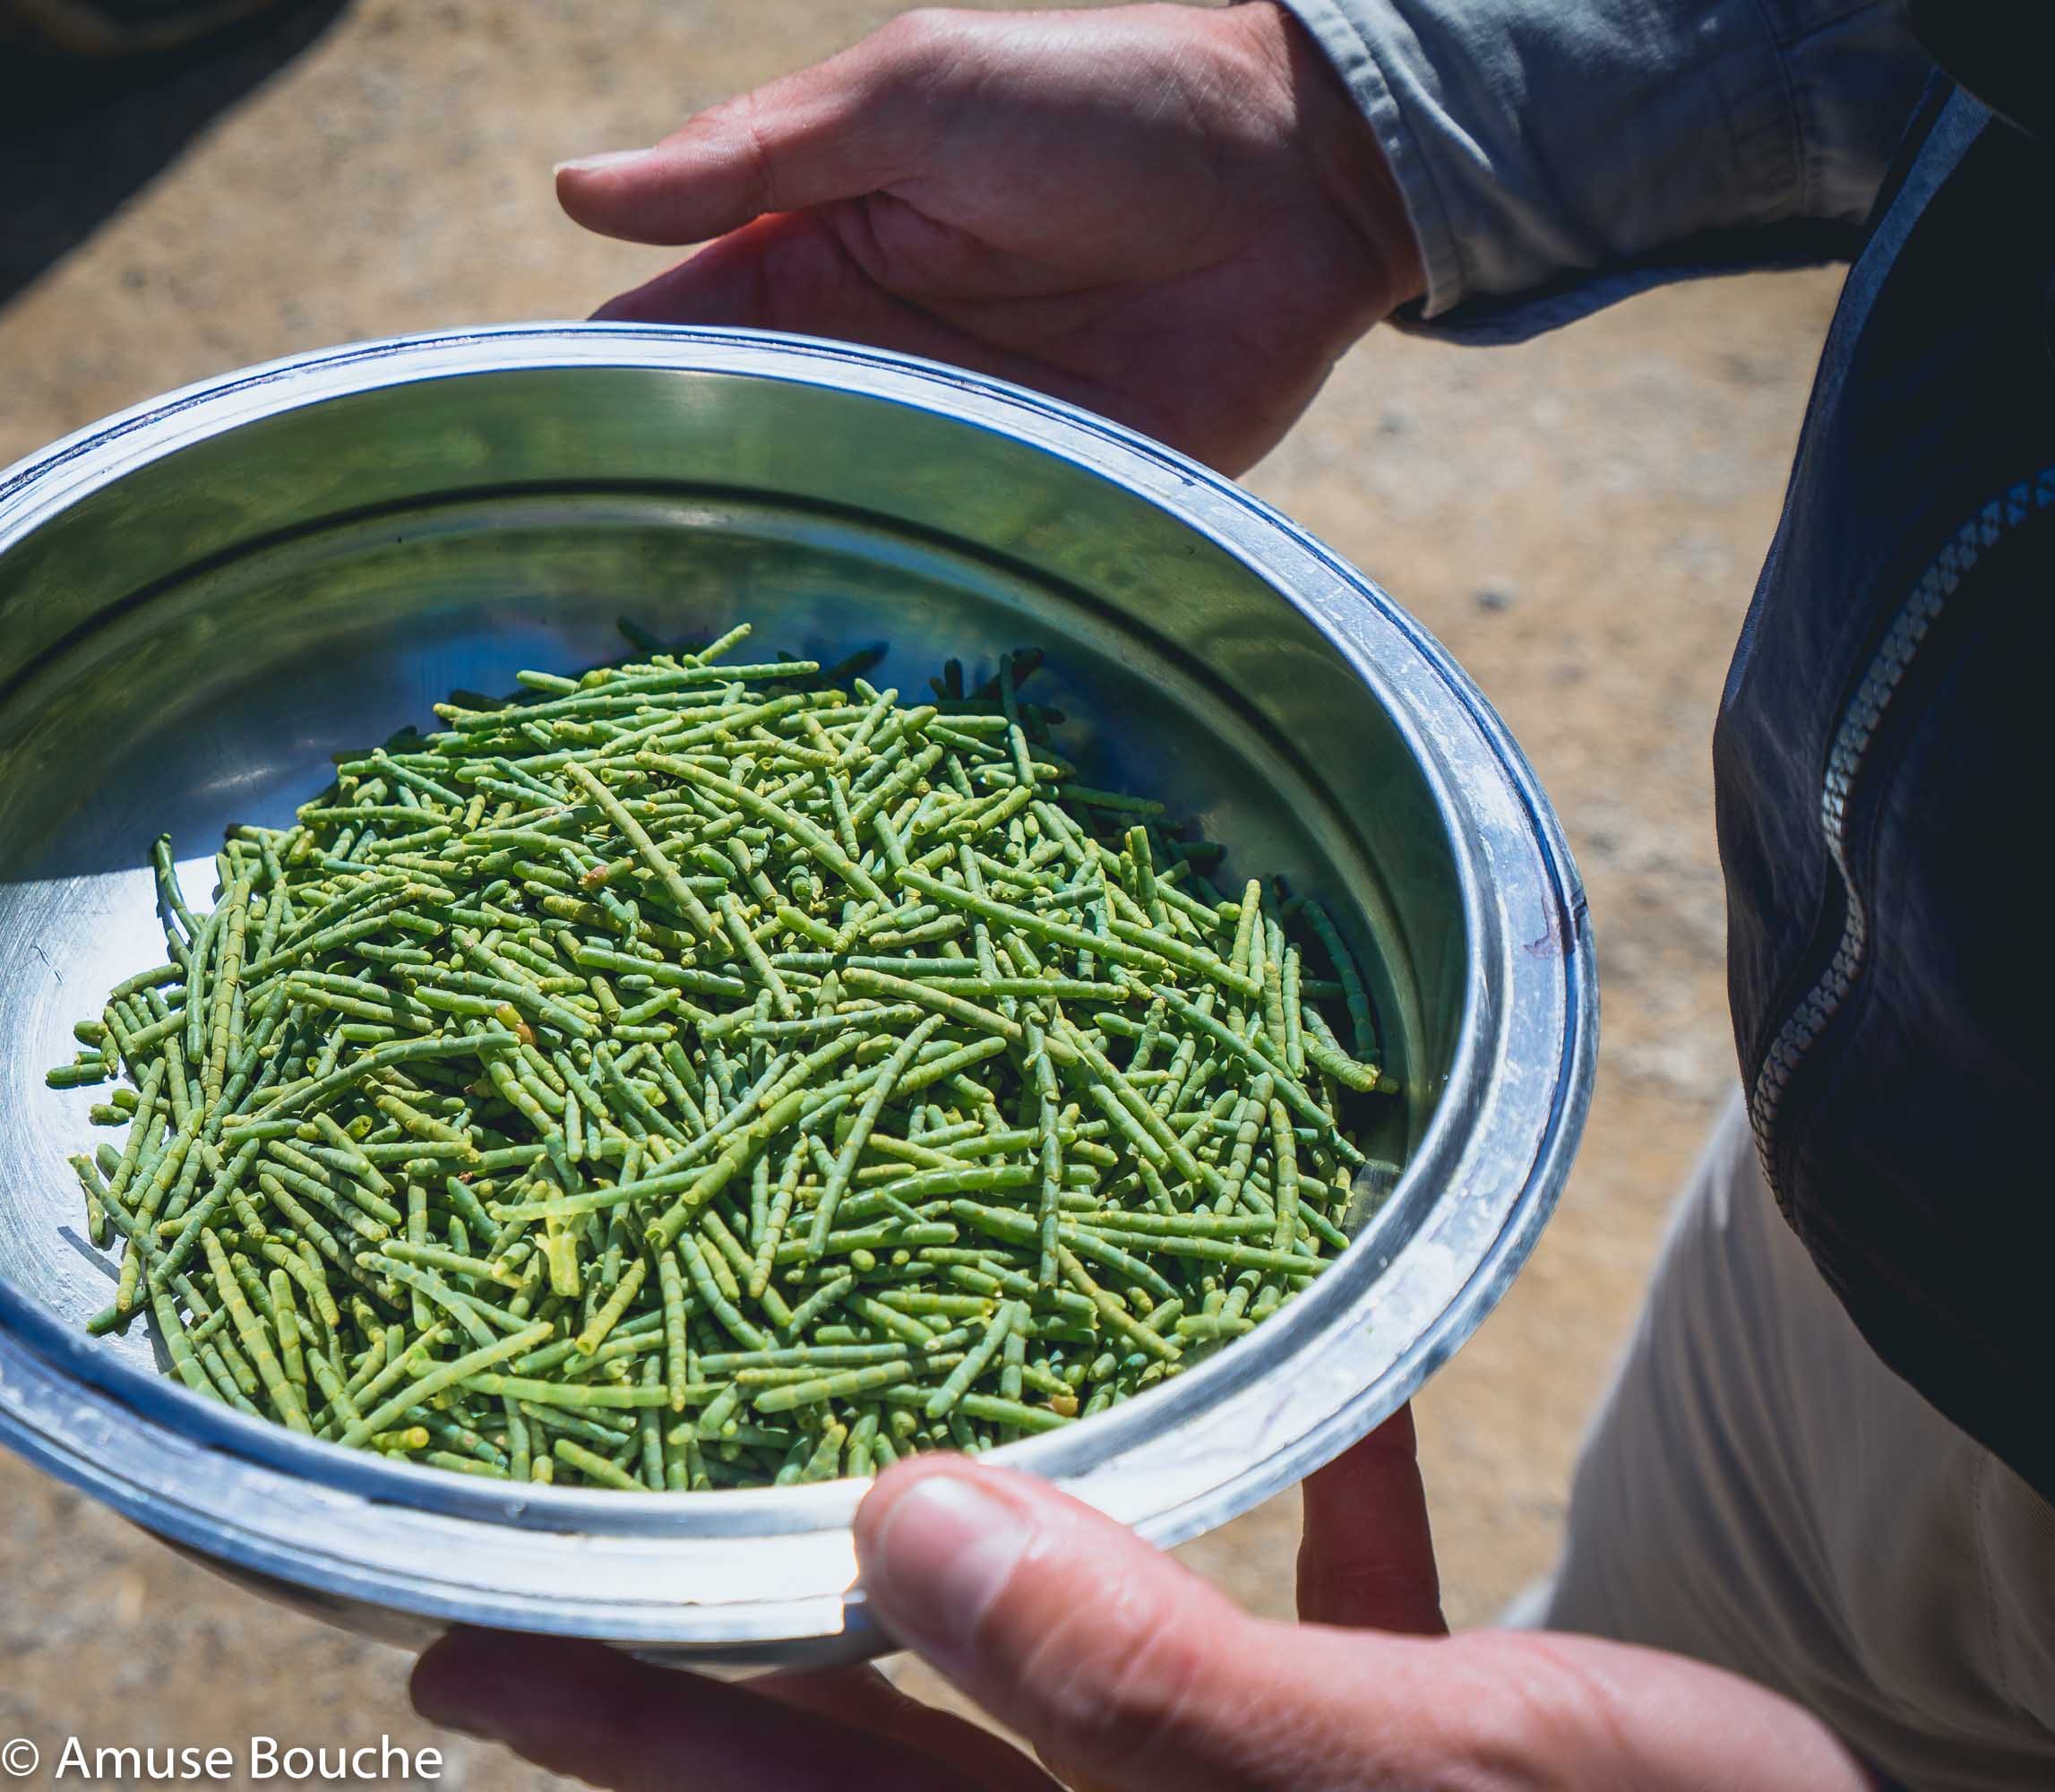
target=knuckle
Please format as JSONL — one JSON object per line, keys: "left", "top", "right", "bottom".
{"left": 1461, "top": 1632, "right": 1641, "bottom": 1787}
{"left": 686, "top": 89, "right": 778, "bottom": 219}
{"left": 734, "top": 89, "right": 780, "bottom": 215}
{"left": 878, "top": 7, "right": 964, "bottom": 65}
{"left": 1023, "top": 1593, "right": 1221, "bottom": 1774}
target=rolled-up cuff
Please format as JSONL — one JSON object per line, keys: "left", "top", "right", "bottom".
{"left": 1391, "top": 217, "right": 1864, "bottom": 346}
{"left": 1275, "top": 0, "right": 1925, "bottom": 339}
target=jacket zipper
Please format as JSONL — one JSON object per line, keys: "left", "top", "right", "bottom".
{"left": 1748, "top": 468, "right": 2055, "bottom": 1193}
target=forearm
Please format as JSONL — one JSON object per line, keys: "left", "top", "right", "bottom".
{"left": 1280, "top": 0, "right": 1934, "bottom": 333}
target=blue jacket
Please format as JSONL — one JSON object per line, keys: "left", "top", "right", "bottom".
{"left": 1282, "top": 0, "right": 2055, "bottom": 1503}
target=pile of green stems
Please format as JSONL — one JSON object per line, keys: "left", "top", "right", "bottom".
{"left": 47, "top": 625, "right": 1397, "bottom": 1491}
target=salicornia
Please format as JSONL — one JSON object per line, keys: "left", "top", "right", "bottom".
{"left": 47, "top": 624, "right": 1399, "bottom": 1489}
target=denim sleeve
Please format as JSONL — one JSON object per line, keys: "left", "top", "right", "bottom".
{"left": 1277, "top": 0, "right": 1934, "bottom": 343}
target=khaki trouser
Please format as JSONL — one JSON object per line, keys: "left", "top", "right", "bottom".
{"left": 1537, "top": 1092, "right": 2055, "bottom": 1789}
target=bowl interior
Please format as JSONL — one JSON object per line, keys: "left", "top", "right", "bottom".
{"left": 0, "top": 359, "right": 1465, "bottom": 1405}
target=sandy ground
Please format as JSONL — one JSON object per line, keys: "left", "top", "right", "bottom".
{"left": 0, "top": 1, "right": 1843, "bottom": 1784}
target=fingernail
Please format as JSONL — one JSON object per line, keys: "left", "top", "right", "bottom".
{"left": 554, "top": 149, "right": 652, "bottom": 176}
{"left": 865, "top": 1473, "right": 1032, "bottom": 1658}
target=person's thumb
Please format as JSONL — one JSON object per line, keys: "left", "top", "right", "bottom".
{"left": 856, "top": 1456, "right": 1423, "bottom": 1792}
{"left": 554, "top": 10, "right": 966, "bottom": 246}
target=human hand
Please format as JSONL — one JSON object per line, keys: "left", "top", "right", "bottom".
{"left": 411, "top": 1408, "right": 1879, "bottom": 1790}
{"left": 552, "top": 3, "right": 1423, "bottom": 475}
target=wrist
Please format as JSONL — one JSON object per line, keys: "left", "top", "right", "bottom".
{"left": 1231, "top": 0, "right": 1428, "bottom": 315}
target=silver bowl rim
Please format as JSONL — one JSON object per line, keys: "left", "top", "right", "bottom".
{"left": 0, "top": 324, "right": 1595, "bottom": 1646}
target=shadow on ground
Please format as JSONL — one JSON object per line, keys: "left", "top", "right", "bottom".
{"left": 0, "top": 0, "right": 353, "bottom": 305}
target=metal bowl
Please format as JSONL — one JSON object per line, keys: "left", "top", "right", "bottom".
{"left": 0, "top": 326, "right": 1594, "bottom": 1668}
